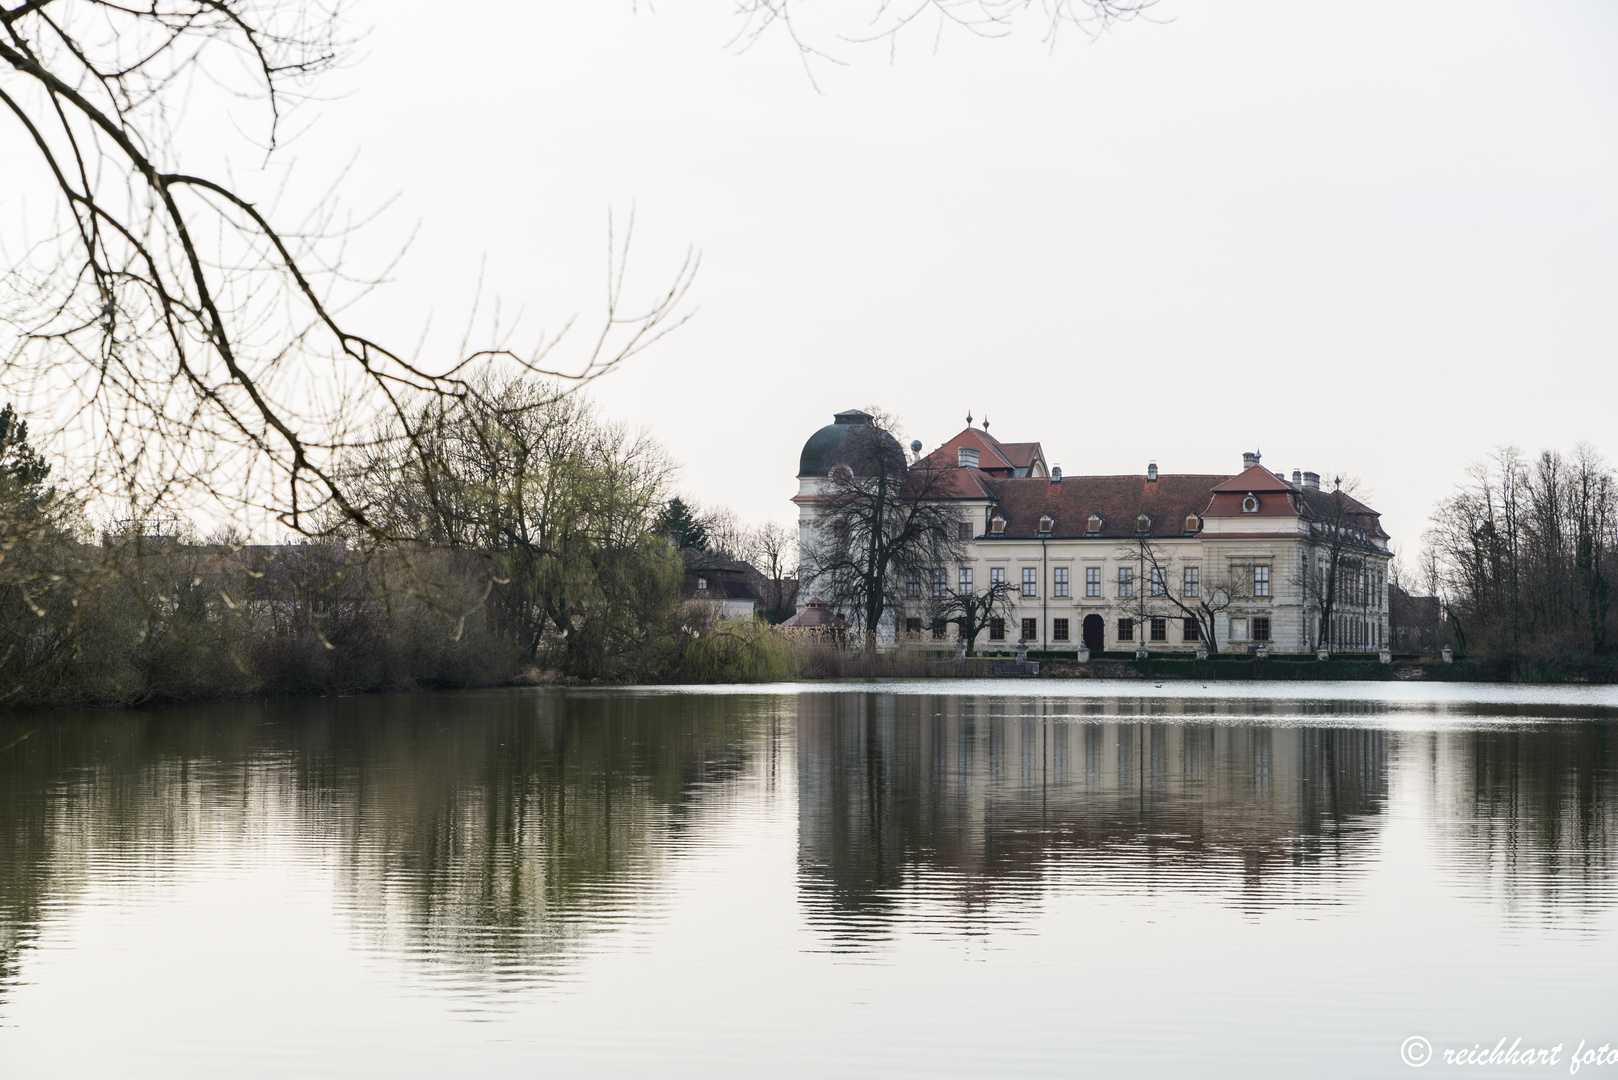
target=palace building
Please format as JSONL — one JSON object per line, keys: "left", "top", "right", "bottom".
{"left": 793, "top": 410, "right": 1392, "bottom": 655}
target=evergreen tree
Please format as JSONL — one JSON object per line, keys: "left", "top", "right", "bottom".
{"left": 0, "top": 403, "right": 53, "bottom": 511}
{"left": 658, "top": 498, "right": 710, "bottom": 552}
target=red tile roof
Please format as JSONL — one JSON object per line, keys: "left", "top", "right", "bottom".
{"left": 994, "top": 441, "right": 1043, "bottom": 470}
{"left": 781, "top": 597, "right": 847, "bottom": 629}
{"left": 916, "top": 427, "right": 1043, "bottom": 477}
{"left": 911, "top": 464, "right": 1000, "bottom": 500}
{"left": 976, "top": 474, "right": 1232, "bottom": 539}
{"left": 1297, "top": 486, "right": 1390, "bottom": 539}
{"left": 1211, "top": 464, "right": 1296, "bottom": 493}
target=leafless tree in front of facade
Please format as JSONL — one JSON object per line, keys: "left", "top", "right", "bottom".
{"left": 926, "top": 575, "right": 1013, "bottom": 657}
{"left": 1293, "top": 478, "right": 1387, "bottom": 652}
{"left": 1116, "top": 533, "right": 1237, "bottom": 653}
{"left": 801, "top": 418, "right": 966, "bottom": 651}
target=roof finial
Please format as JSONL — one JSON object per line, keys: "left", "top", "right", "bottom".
{"left": 966, "top": 410, "right": 972, "bottom": 427}
{"left": 982, "top": 415, "right": 990, "bottom": 431}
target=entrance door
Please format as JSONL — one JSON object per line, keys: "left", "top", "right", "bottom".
{"left": 1082, "top": 614, "right": 1105, "bottom": 652}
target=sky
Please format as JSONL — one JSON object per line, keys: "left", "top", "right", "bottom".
{"left": 11, "top": 0, "right": 1618, "bottom": 559}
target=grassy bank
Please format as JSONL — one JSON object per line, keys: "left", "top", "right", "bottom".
{"left": 1030, "top": 652, "right": 1618, "bottom": 684}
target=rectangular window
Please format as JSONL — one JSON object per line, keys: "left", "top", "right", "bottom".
{"left": 1118, "top": 567, "right": 1134, "bottom": 598}
{"left": 906, "top": 569, "right": 920, "bottom": 598}
{"left": 1053, "top": 618, "right": 1070, "bottom": 641}
{"left": 1183, "top": 566, "right": 1199, "bottom": 597}
{"left": 990, "top": 567, "right": 1006, "bottom": 590}
{"left": 1054, "top": 567, "right": 1069, "bottom": 598}
{"left": 1253, "top": 616, "right": 1271, "bottom": 642}
{"left": 958, "top": 567, "right": 973, "bottom": 593}
{"left": 958, "top": 521, "right": 972, "bottom": 541}
{"left": 697, "top": 577, "right": 708, "bottom": 592}
{"left": 1086, "top": 566, "right": 1101, "bottom": 597}
{"left": 1150, "top": 567, "right": 1166, "bottom": 597}
{"left": 1021, "top": 618, "right": 1037, "bottom": 642}
{"left": 1150, "top": 617, "right": 1167, "bottom": 642}
{"left": 989, "top": 617, "right": 1006, "bottom": 641}
{"left": 1022, "top": 567, "right": 1037, "bottom": 597}
{"left": 1254, "top": 565, "right": 1270, "bottom": 598}
{"left": 1183, "top": 618, "right": 1200, "bottom": 642}
{"left": 1117, "top": 618, "right": 1134, "bottom": 642}
{"left": 932, "top": 622, "right": 946, "bottom": 640}
{"left": 932, "top": 568, "right": 947, "bottom": 599}
{"left": 905, "top": 617, "right": 921, "bottom": 635}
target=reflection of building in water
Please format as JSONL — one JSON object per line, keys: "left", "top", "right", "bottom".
{"left": 796, "top": 693, "right": 1390, "bottom": 927}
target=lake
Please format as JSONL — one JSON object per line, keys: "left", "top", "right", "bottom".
{"left": 2, "top": 681, "right": 1615, "bottom": 1078}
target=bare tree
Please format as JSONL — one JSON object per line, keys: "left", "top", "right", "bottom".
{"left": 1427, "top": 444, "right": 1616, "bottom": 660}
{"left": 732, "top": 0, "right": 1157, "bottom": 76}
{"left": 1294, "top": 478, "right": 1386, "bottom": 652}
{"left": 1, "top": 1, "right": 695, "bottom": 533}
{"left": 1116, "top": 534, "right": 1236, "bottom": 653}
{"left": 801, "top": 418, "right": 965, "bottom": 651}
{"left": 745, "top": 519, "right": 798, "bottom": 619}
{"left": 928, "top": 577, "right": 1013, "bottom": 657}
{"left": 698, "top": 505, "right": 749, "bottom": 562}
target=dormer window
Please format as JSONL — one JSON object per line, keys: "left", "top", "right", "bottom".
{"left": 990, "top": 516, "right": 1006, "bottom": 536}
{"left": 1184, "top": 514, "right": 1200, "bottom": 534}
{"left": 1086, "top": 514, "right": 1102, "bottom": 536}
{"left": 1241, "top": 494, "right": 1260, "bottom": 514}
{"left": 1135, "top": 514, "right": 1151, "bottom": 535}
{"left": 1037, "top": 515, "right": 1054, "bottom": 536}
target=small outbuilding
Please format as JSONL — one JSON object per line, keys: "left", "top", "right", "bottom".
{"left": 779, "top": 597, "right": 846, "bottom": 631}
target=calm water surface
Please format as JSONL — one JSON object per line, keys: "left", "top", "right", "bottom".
{"left": 1, "top": 681, "right": 1615, "bottom": 1078}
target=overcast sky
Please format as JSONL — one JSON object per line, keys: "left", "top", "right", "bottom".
{"left": 26, "top": 0, "right": 1618, "bottom": 557}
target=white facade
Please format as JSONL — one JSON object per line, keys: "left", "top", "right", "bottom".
{"left": 794, "top": 413, "right": 1391, "bottom": 656}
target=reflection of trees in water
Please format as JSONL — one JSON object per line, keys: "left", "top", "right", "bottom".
{"left": 0, "top": 691, "right": 782, "bottom": 1003}
{"left": 320, "top": 691, "right": 783, "bottom": 986}
{"left": 795, "top": 693, "right": 1393, "bottom": 941}
{"left": 1420, "top": 724, "right": 1617, "bottom": 923}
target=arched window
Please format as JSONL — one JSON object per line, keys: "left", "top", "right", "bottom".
{"left": 1241, "top": 494, "right": 1259, "bottom": 514}
{"left": 1184, "top": 514, "right": 1200, "bottom": 534}
{"left": 1086, "top": 514, "right": 1101, "bottom": 535}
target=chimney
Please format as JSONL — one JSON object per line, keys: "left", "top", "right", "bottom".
{"left": 1291, "top": 469, "right": 1302, "bottom": 487}
{"left": 958, "top": 446, "right": 980, "bottom": 469}
{"left": 1147, "top": 462, "right": 1158, "bottom": 482}
{"left": 1302, "top": 471, "right": 1320, "bottom": 490}
{"left": 1051, "top": 465, "right": 1062, "bottom": 483}
{"left": 1242, "top": 450, "right": 1261, "bottom": 470}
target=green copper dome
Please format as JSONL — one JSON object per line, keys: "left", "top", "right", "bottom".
{"left": 797, "top": 409, "right": 905, "bottom": 477}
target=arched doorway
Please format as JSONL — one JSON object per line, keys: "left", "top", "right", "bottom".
{"left": 1082, "top": 614, "right": 1105, "bottom": 652}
